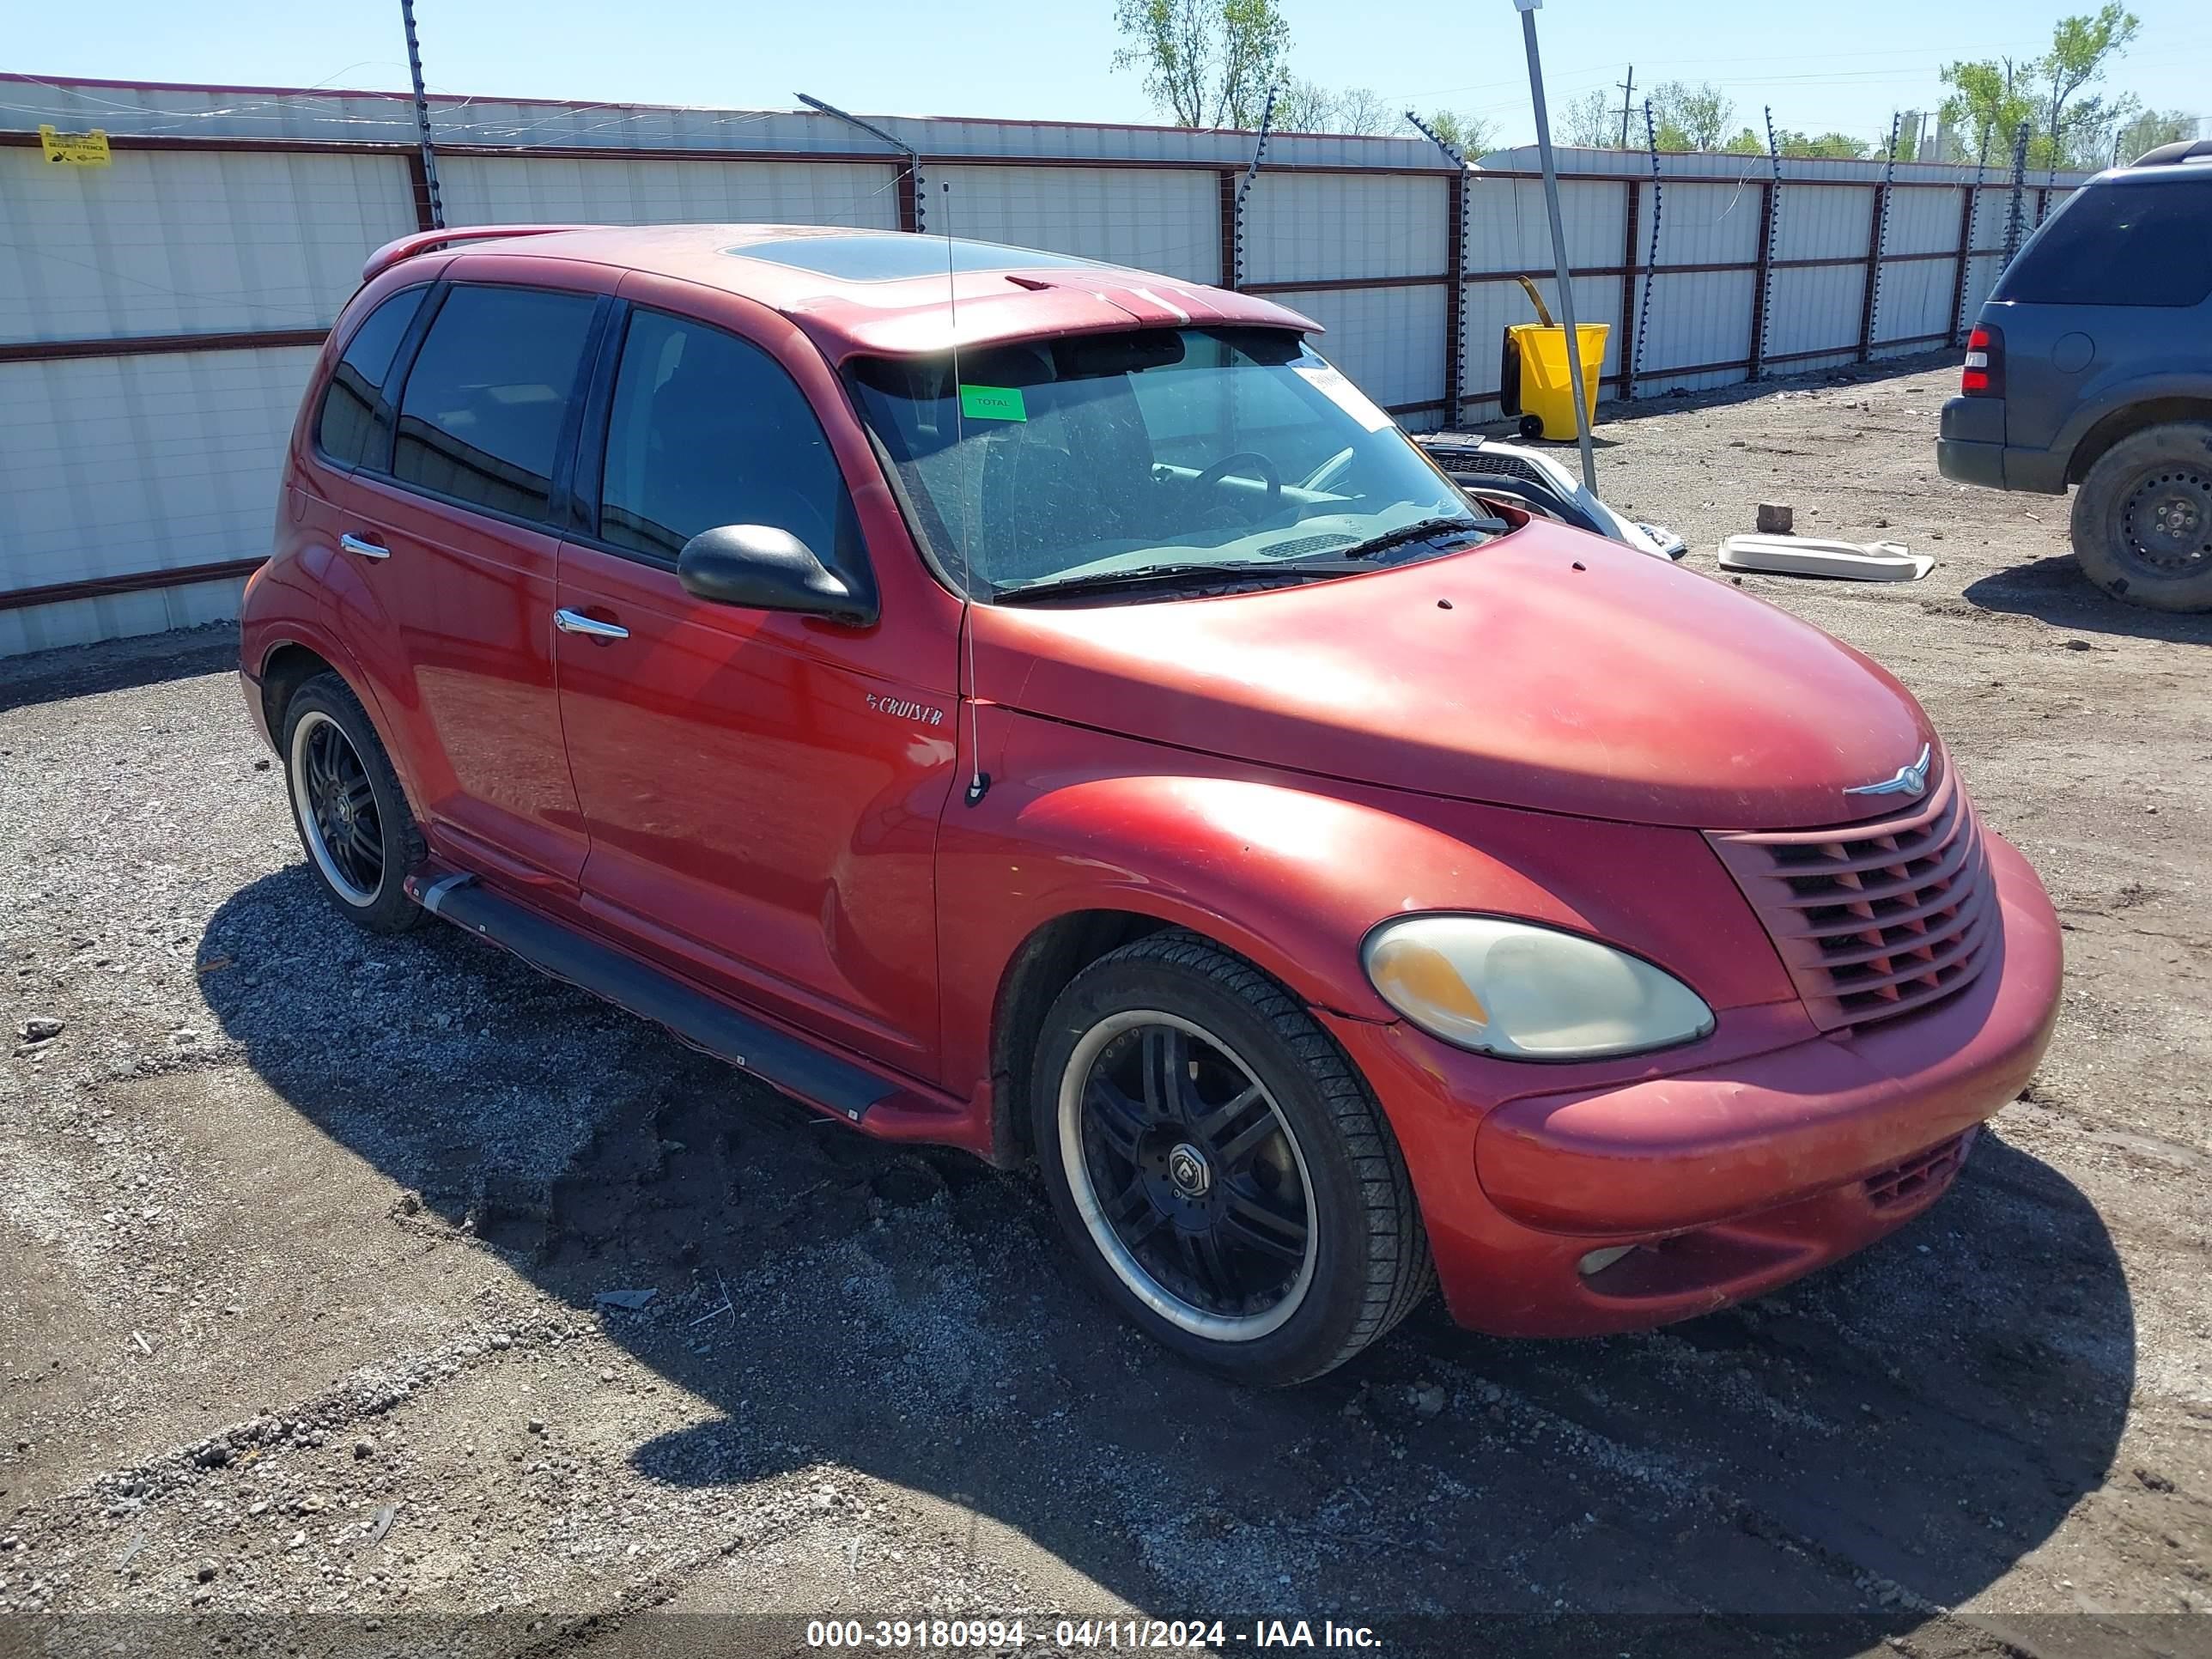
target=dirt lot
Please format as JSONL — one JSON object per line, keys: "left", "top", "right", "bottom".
{"left": 2, "top": 356, "right": 2209, "bottom": 1659}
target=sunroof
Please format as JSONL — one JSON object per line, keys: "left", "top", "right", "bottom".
{"left": 728, "top": 234, "right": 1102, "bottom": 283}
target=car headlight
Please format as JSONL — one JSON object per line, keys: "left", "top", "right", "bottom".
{"left": 1362, "top": 915, "right": 1713, "bottom": 1060}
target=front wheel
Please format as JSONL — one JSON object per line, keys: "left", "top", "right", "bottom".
{"left": 1031, "top": 930, "right": 1431, "bottom": 1386}
{"left": 2070, "top": 421, "right": 2212, "bottom": 611}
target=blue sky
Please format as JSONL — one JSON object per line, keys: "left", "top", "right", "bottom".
{"left": 9, "top": 0, "right": 2207, "bottom": 151}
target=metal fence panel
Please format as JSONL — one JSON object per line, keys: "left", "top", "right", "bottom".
{"left": 438, "top": 155, "right": 902, "bottom": 232}
{"left": 1765, "top": 264, "right": 1865, "bottom": 361}
{"left": 1636, "top": 269, "right": 1759, "bottom": 388}
{"left": 927, "top": 164, "right": 1220, "bottom": 283}
{"left": 1245, "top": 173, "right": 1447, "bottom": 286}
{"left": 1466, "top": 176, "right": 1625, "bottom": 274}
{"left": 1771, "top": 185, "right": 1872, "bottom": 263}
{"left": 1283, "top": 284, "right": 1449, "bottom": 419}
{"left": 0, "top": 146, "right": 412, "bottom": 343}
{"left": 1886, "top": 184, "right": 1962, "bottom": 256}
{"left": 1649, "top": 179, "right": 1765, "bottom": 267}
{"left": 0, "top": 344, "right": 313, "bottom": 650}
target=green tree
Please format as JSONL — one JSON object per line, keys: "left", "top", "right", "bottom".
{"left": 2115, "top": 106, "right": 2197, "bottom": 162}
{"left": 1650, "top": 80, "right": 1735, "bottom": 150}
{"left": 1112, "top": 0, "right": 1290, "bottom": 128}
{"left": 1269, "top": 75, "right": 1336, "bottom": 132}
{"left": 1557, "top": 88, "right": 1620, "bottom": 148}
{"left": 1425, "top": 109, "right": 1499, "bottom": 155}
{"left": 1333, "top": 87, "right": 1397, "bottom": 136}
{"left": 1722, "top": 127, "right": 1766, "bottom": 155}
{"left": 1939, "top": 57, "right": 2037, "bottom": 163}
{"left": 2034, "top": 4, "right": 2139, "bottom": 169}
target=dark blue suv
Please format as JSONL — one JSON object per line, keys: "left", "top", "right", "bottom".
{"left": 1939, "top": 141, "right": 2212, "bottom": 611}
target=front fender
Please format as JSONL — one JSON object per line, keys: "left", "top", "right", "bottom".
{"left": 933, "top": 713, "right": 1791, "bottom": 1103}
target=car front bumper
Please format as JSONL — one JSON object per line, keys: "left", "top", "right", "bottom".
{"left": 1322, "top": 829, "right": 2063, "bottom": 1338}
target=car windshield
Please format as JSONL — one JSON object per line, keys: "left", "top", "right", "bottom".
{"left": 845, "top": 328, "right": 1491, "bottom": 600}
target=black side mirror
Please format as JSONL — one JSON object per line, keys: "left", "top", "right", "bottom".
{"left": 675, "top": 525, "right": 876, "bottom": 627}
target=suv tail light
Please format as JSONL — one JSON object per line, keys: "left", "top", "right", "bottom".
{"left": 1961, "top": 325, "right": 2003, "bottom": 396}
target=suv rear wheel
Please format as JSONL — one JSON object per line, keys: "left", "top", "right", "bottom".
{"left": 280, "top": 672, "right": 424, "bottom": 933}
{"left": 2071, "top": 421, "right": 2212, "bottom": 611}
{"left": 1031, "top": 929, "right": 1431, "bottom": 1385}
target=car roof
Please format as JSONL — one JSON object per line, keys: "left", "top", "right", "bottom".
{"left": 394, "top": 222, "right": 1322, "bottom": 362}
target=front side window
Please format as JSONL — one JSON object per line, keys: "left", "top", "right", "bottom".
{"left": 392, "top": 285, "right": 598, "bottom": 522}
{"left": 597, "top": 307, "right": 858, "bottom": 568}
{"left": 845, "top": 329, "right": 1486, "bottom": 600}
{"left": 1996, "top": 179, "right": 2212, "bottom": 307}
{"left": 315, "top": 286, "right": 426, "bottom": 468}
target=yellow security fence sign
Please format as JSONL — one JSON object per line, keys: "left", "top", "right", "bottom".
{"left": 38, "top": 125, "right": 112, "bottom": 167}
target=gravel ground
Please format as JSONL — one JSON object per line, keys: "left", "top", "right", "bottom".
{"left": 2, "top": 356, "right": 2209, "bottom": 1659}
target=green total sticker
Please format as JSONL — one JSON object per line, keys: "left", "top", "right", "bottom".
{"left": 959, "top": 384, "right": 1027, "bottom": 422}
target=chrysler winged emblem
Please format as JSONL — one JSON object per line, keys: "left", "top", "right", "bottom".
{"left": 1844, "top": 743, "right": 1932, "bottom": 800}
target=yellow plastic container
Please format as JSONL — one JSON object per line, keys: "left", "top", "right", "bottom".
{"left": 1499, "top": 322, "right": 1609, "bottom": 441}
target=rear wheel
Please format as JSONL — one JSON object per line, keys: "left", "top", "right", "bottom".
{"left": 2071, "top": 421, "right": 2212, "bottom": 611}
{"left": 280, "top": 672, "right": 423, "bottom": 933}
{"left": 1031, "top": 930, "right": 1431, "bottom": 1386}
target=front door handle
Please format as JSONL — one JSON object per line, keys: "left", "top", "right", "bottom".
{"left": 554, "top": 608, "right": 629, "bottom": 641}
{"left": 338, "top": 532, "right": 389, "bottom": 560}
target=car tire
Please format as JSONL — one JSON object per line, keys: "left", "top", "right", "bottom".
{"left": 1030, "top": 928, "right": 1432, "bottom": 1386}
{"left": 279, "top": 672, "right": 424, "bottom": 933}
{"left": 2070, "top": 421, "right": 2212, "bottom": 612}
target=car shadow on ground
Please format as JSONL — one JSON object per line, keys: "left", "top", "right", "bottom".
{"left": 199, "top": 866, "right": 2134, "bottom": 1656}
{"left": 0, "top": 622, "right": 240, "bottom": 714}
{"left": 1965, "top": 554, "right": 2212, "bottom": 645}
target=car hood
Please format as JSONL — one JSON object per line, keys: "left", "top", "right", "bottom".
{"left": 970, "top": 520, "right": 1938, "bottom": 830}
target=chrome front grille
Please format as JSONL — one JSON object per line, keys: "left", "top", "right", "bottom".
{"left": 1706, "top": 762, "right": 1995, "bottom": 1032}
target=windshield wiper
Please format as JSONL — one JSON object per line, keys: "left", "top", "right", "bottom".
{"left": 991, "top": 561, "right": 1356, "bottom": 605}
{"left": 1334, "top": 514, "right": 1502, "bottom": 562}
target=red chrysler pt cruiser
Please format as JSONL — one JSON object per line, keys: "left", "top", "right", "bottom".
{"left": 239, "top": 223, "right": 2063, "bottom": 1385}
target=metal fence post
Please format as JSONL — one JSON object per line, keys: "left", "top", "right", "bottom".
{"left": 1859, "top": 112, "right": 1901, "bottom": 362}
{"left": 1407, "top": 112, "right": 1472, "bottom": 427}
{"left": 1749, "top": 107, "right": 1783, "bottom": 380}
{"left": 398, "top": 0, "right": 446, "bottom": 231}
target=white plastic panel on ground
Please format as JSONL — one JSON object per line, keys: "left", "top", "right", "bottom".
{"left": 1243, "top": 173, "right": 1448, "bottom": 286}
{"left": 1273, "top": 284, "right": 1448, "bottom": 416}
{"left": 1764, "top": 264, "right": 1865, "bottom": 362}
{"left": 1465, "top": 176, "right": 1626, "bottom": 275}
{"left": 0, "top": 344, "right": 313, "bottom": 599}
{"left": 1771, "top": 185, "right": 1872, "bottom": 263}
{"left": 1648, "top": 177, "right": 1765, "bottom": 269}
{"left": 1634, "top": 269, "right": 1757, "bottom": 388}
{"left": 437, "top": 155, "right": 902, "bottom": 233}
{"left": 0, "top": 146, "right": 413, "bottom": 343}
{"left": 1871, "top": 257, "right": 1954, "bottom": 348}
{"left": 925, "top": 165, "right": 1219, "bottom": 283}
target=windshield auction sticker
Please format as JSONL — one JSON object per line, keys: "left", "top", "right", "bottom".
{"left": 958, "top": 384, "right": 1028, "bottom": 422}
{"left": 1292, "top": 363, "right": 1393, "bottom": 433}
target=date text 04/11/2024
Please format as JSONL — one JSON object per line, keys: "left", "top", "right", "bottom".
{"left": 804, "top": 1619, "right": 1382, "bottom": 1650}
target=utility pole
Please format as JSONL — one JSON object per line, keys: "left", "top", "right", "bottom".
{"left": 1616, "top": 66, "right": 1635, "bottom": 149}
{"left": 1515, "top": 0, "right": 1597, "bottom": 495}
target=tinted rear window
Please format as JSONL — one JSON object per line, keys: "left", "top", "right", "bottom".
{"left": 1996, "top": 179, "right": 2212, "bottom": 307}
{"left": 315, "top": 286, "right": 426, "bottom": 468}
{"left": 392, "top": 285, "right": 598, "bottom": 522}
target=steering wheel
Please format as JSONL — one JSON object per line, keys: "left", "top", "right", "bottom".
{"left": 1300, "top": 446, "right": 1357, "bottom": 494}
{"left": 1193, "top": 450, "right": 1284, "bottom": 520}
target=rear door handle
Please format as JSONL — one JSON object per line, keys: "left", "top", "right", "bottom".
{"left": 554, "top": 608, "right": 629, "bottom": 641}
{"left": 338, "top": 532, "right": 389, "bottom": 561}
